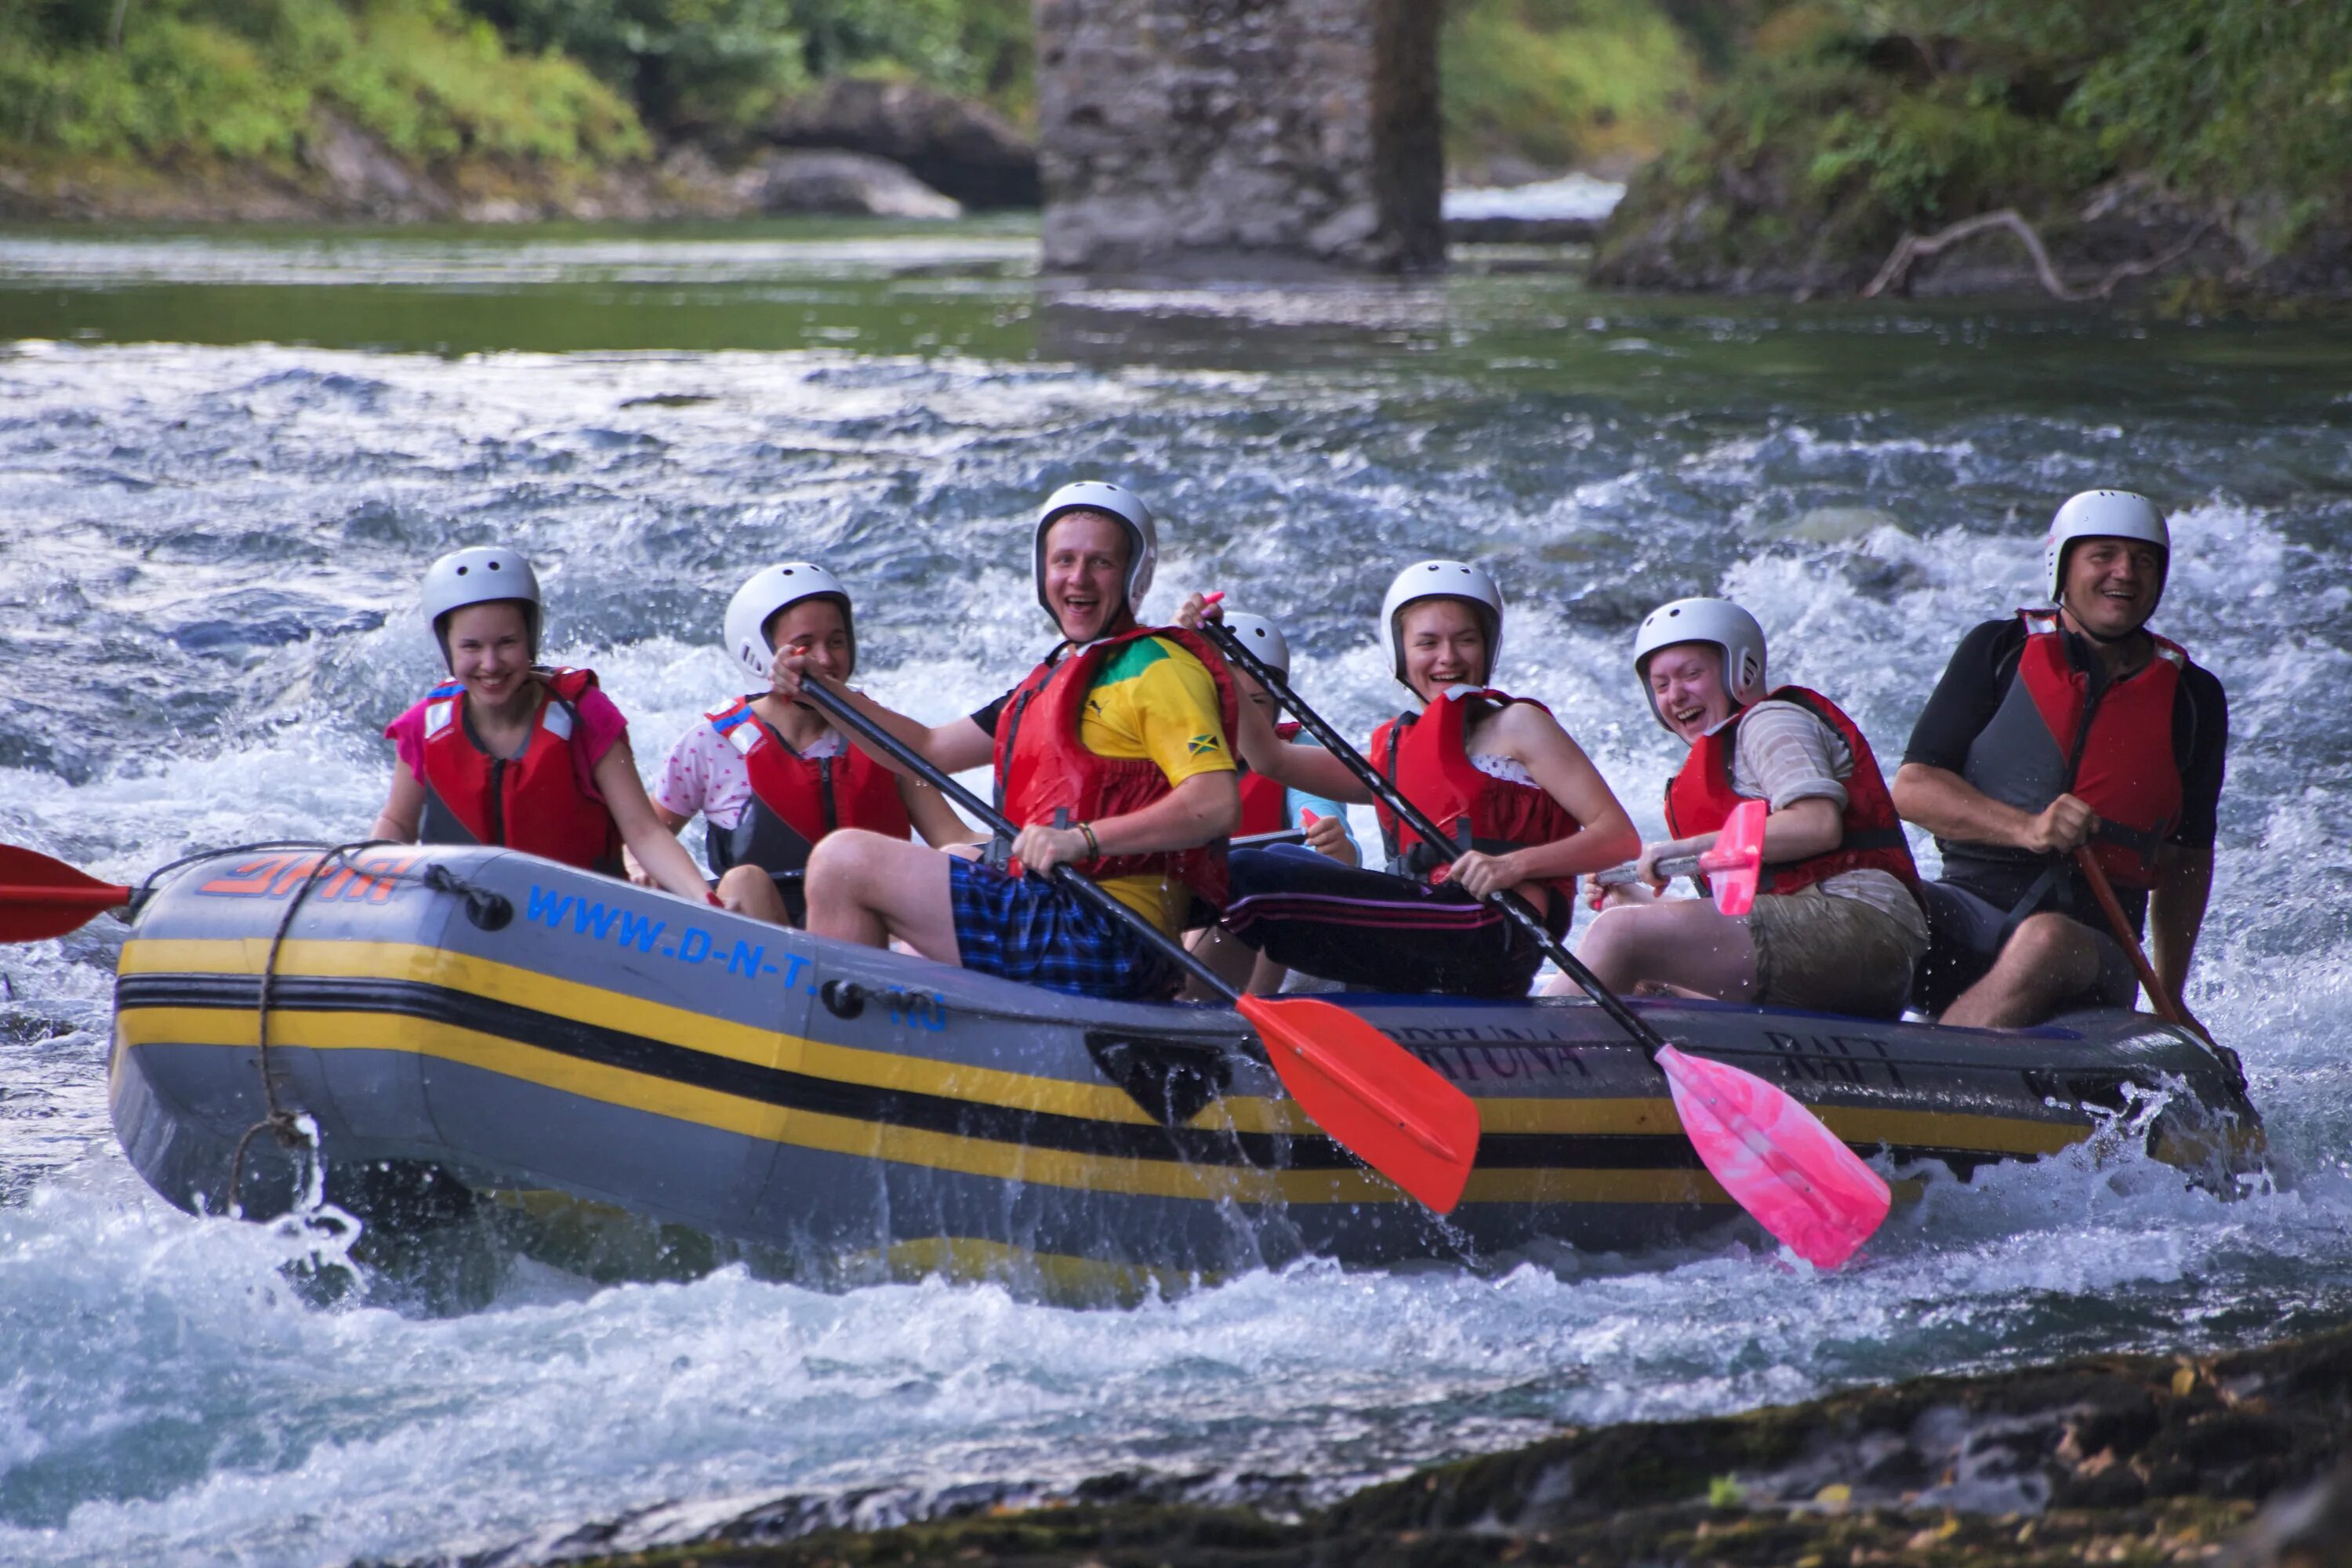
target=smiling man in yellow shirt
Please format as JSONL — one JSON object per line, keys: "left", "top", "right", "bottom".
{"left": 781, "top": 481, "right": 1242, "bottom": 1000}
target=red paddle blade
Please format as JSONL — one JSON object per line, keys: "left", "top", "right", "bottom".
{"left": 1238, "top": 994, "right": 1479, "bottom": 1214}
{"left": 1654, "top": 1044, "right": 1889, "bottom": 1269}
{"left": 0, "top": 845, "right": 134, "bottom": 944}
{"left": 1696, "top": 798, "right": 1766, "bottom": 917}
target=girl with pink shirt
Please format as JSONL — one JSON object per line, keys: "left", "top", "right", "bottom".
{"left": 370, "top": 546, "right": 710, "bottom": 902}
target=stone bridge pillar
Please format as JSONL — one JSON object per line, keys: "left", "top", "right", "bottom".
{"left": 1034, "top": 0, "right": 1442, "bottom": 274}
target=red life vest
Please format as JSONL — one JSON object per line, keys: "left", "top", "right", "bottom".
{"left": 994, "top": 626, "right": 1242, "bottom": 906}
{"left": 1236, "top": 720, "right": 1302, "bottom": 837}
{"left": 1958, "top": 610, "right": 2187, "bottom": 890}
{"left": 1368, "top": 688, "right": 1582, "bottom": 902}
{"left": 418, "top": 667, "right": 622, "bottom": 873}
{"left": 702, "top": 697, "right": 912, "bottom": 883}
{"left": 1663, "top": 686, "right": 1919, "bottom": 897}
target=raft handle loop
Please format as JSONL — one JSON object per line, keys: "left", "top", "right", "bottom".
{"left": 225, "top": 839, "right": 373, "bottom": 1216}
{"left": 422, "top": 864, "right": 513, "bottom": 931}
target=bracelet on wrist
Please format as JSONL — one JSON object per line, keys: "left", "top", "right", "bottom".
{"left": 1077, "top": 822, "right": 1100, "bottom": 858}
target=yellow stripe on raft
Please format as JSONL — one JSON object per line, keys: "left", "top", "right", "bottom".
{"left": 115, "top": 937, "right": 2093, "bottom": 1181}
{"left": 119, "top": 935, "right": 1261, "bottom": 1128}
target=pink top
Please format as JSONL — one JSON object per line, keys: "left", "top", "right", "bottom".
{"left": 653, "top": 707, "right": 844, "bottom": 830}
{"left": 385, "top": 680, "right": 630, "bottom": 798}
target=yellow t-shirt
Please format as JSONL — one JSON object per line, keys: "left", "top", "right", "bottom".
{"left": 1072, "top": 635, "right": 1235, "bottom": 933}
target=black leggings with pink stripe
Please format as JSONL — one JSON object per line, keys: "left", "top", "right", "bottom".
{"left": 1220, "top": 845, "right": 1570, "bottom": 998}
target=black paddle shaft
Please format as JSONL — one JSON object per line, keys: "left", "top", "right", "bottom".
{"left": 795, "top": 680, "right": 1243, "bottom": 1004}
{"left": 1199, "top": 619, "right": 1671, "bottom": 1057}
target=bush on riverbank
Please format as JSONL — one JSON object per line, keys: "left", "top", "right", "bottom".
{"left": 0, "top": 0, "right": 645, "bottom": 165}
{"left": 1595, "top": 0, "right": 2352, "bottom": 296}
{"left": 1441, "top": 0, "right": 1706, "bottom": 182}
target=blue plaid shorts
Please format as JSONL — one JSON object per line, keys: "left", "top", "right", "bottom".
{"left": 946, "top": 857, "right": 1181, "bottom": 1001}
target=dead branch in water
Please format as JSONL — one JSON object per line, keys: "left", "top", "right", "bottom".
{"left": 1863, "top": 208, "right": 2214, "bottom": 301}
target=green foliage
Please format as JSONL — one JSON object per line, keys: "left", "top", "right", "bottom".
{"left": 0, "top": 0, "right": 643, "bottom": 163}
{"left": 1809, "top": 0, "right": 2352, "bottom": 221}
{"left": 453, "top": 0, "right": 1031, "bottom": 134}
{"left": 1442, "top": 0, "right": 1704, "bottom": 173}
{"left": 460, "top": 0, "right": 808, "bottom": 133}
{"left": 791, "top": 0, "right": 1031, "bottom": 114}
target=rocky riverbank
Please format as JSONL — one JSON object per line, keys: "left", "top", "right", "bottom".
{"left": 492, "top": 1321, "right": 2352, "bottom": 1567}
{"left": 0, "top": 78, "right": 1031, "bottom": 226}
{"left": 1589, "top": 5, "right": 2352, "bottom": 305}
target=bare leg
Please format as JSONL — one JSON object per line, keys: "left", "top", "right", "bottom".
{"left": 1552, "top": 900, "right": 1759, "bottom": 1000}
{"left": 1940, "top": 911, "right": 2100, "bottom": 1029}
{"left": 716, "top": 864, "right": 790, "bottom": 927}
{"left": 804, "top": 830, "right": 961, "bottom": 963}
{"left": 1244, "top": 949, "right": 1291, "bottom": 997}
{"left": 1180, "top": 924, "right": 1294, "bottom": 999}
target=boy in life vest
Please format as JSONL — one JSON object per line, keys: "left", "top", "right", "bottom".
{"left": 371, "top": 546, "right": 711, "bottom": 902}
{"left": 626, "top": 564, "right": 971, "bottom": 925}
{"left": 1181, "top": 611, "right": 1359, "bottom": 996}
{"left": 1183, "top": 561, "right": 1639, "bottom": 998}
{"left": 1893, "top": 491, "right": 2227, "bottom": 1029}
{"left": 1564, "top": 598, "right": 1927, "bottom": 1019}
{"left": 777, "top": 483, "right": 1243, "bottom": 1001}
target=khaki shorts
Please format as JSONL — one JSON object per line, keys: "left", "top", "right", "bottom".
{"left": 1747, "top": 885, "right": 1927, "bottom": 1018}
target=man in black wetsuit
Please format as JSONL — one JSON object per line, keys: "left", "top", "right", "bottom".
{"left": 1892, "top": 490, "right": 2227, "bottom": 1029}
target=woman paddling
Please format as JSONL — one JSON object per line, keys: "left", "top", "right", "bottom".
{"left": 1182, "top": 561, "right": 1639, "bottom": 997}
{"left": 1561, "top": 597, "right": 1926, "bottom": 1018}
{"left": 368, "top": 546, "right": 710, "bottom": 902}
{"left": 630, "top": 564, "right": 969, "bottom": 925}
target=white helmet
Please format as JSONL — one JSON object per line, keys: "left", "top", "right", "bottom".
{"left": 423, "top": 546, "right": 543, "bottom": 663}
{"left": 2045, "top": 489, "right": 2169, "bottom": 604}
{"left": 1378, "top": 560, "right": 1504, "bottom": 688}
{"left": 1632, "top": 597, "right": 1769, "bottom": 729}
{"left": 1217, "top": 612, "right": 1291, "bottom": 681}
{"left": 1034, "top": 481, "right": 1156, "bottom": 629}
{"left": 724, "top": 562, "right": 853, "bottom": 683}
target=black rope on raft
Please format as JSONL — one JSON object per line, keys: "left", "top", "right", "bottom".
{"left": 223, "top": 839, "right": 376, "bottom": 1216}
{"left": 129, "top": 840, "right": 333, "bottom": 922}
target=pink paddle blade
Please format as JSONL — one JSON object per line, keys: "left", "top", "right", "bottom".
{"left": 1696, "top": 798, "right": 1767, "bottom": 917}
{"left": 1654, "top": 1043, "right": 1890, "bottom": 1269}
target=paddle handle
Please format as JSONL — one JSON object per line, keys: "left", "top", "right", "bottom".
{"left": 2072, "top": 847, "right": 2196, "bottom": 1033}
{"left": 797, "top": 680, "right": 1243, "bottom": 1004}
{"left": 0, "top": 883, "right": 132, "bottom": 909}
{"left": 1196, "top": 618, "right": 1671, "bottom": 1058}
{"left": 1593, "top": 855, "right": 1704, "bottom": 887}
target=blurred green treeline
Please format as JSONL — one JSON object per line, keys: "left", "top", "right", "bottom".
{"left": 4, "top": 0, "right": 2347, "bottom": 251}
{"left": 0, "top": 0, "right": 1709, "bottom": 174}
{"left": 0, "top": 0, "right": 1032, "bottom": 165}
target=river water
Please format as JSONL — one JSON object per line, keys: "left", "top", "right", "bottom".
{"left": 3, "top": 222, "right": 2351, "bottom": 1566}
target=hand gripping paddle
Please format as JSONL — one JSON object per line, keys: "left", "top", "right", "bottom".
{"left": 0, "top": 845, "right": 134, "bottom": 943}
{"left": 1198, "top": 612, "right": 1890, "bottom": 1268}
{"left": 794, "top": 678, "right": 1479, "bottom": 1214}
{"left": 1592, "top": 800, "right": 1767, "bottom": 916}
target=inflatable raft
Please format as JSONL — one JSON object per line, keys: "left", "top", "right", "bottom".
{"left": 110, "top": 844, "right": 2263, "bottom": 1290}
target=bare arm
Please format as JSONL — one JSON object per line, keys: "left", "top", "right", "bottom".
{"left": 1450, "top": 705, "right": 1641, "bottom": 898}
{"left": 899, "top": 775, "right": 980, "bottom": 849}
{"left": 1014, "top": 769, "right": 1243, "bottom": 873}
{"left": 594, "top": 740, "right": 714, "bottom": 902}
{"left": 2149, "top": 842, "right": 2213, "bottom": 1002}
{"left": 773, "top": 655, "right": 998, "bottom": 775}
{"left": 371, "top": 760, "right": 426, "bottom": 842}
{"left": 623, "top": 803, "right": 694, "bottom": 887}
{"left": 1892, "top": 761, "right": 2096, "bottom": 856}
